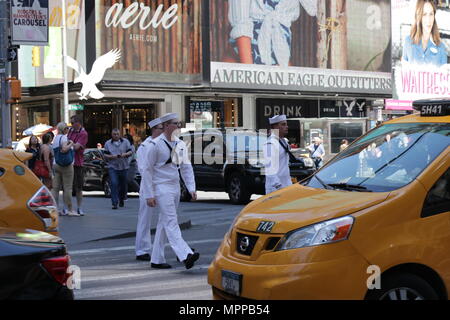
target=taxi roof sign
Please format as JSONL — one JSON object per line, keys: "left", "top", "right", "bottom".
{"left": 413, "top": 99, "right": 450, "bottom": 117}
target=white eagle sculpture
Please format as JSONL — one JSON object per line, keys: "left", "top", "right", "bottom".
{"left": 66, "top": 49, "right": 121, "bottom": 100}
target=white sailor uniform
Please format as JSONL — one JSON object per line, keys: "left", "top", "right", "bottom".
{"left": 145, "top": 134, "right": 196, "bottom": 264}
{"left": 264, "top": 134, "right": 292, "bottom": 194}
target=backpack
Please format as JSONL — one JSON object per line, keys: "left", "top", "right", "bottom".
{"left": 54, "top": 136, "right": 74, "bottom": 167}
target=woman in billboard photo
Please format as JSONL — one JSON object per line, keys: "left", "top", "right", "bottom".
{"left": 402, "top": 0, "right": 448, "bottom": 67}
{"left": 228, "top": 0, "right": 318, "bottom": 67}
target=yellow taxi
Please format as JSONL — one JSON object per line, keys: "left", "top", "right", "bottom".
{"left": 208, "top": 99, "right": 450, "bottom": 300}
{"left": 0, "top": 149, "right": 58, "bottom": 235}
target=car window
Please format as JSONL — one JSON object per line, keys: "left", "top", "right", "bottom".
{"left": 305, "top": 123, "right": 450, "bottom": 192}
{"left": 422, "top": 167, "right": 450, "bottom": 218}
{"left": 226, "top": 133, "right": 267, "bottom": 153}
{"left": 84, "top": 152, "right": 94, "bottom": 162}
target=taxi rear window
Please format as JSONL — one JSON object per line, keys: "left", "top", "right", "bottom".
{"left": 306, "top": 123, "right": 450, "bottom": 192}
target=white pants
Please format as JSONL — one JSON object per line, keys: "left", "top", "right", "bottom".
{"left": 265, "top": 175, "right": 292, "bottom": 194}
{"left": 150, "top": 184, "right": 193, "bottom": 264}
{"left": 135, "top": 195, "right": 154, "bottom": 256}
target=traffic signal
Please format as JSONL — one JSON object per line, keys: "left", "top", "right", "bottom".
{"left": 6, "top": 77, "right": 22, "bottom": 103}
{"left": 32, "top": 46, "right": 40, "bottom": 67}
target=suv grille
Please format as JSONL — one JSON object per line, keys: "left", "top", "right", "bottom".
{"left": 236, "top": 233, "right": 258, "bottom": 256}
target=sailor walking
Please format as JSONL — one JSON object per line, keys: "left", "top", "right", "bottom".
{"left": 145, "top": 113, "right": 200, "bottom": 269}
{"left": 264, "top": 114, "right": 292, "bottom": 194}
{"left": 135, "top": 118, "right": 164, "bottom": 261}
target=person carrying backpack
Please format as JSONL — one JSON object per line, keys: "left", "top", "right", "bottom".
{"left": 52, "top": 122, "right": 77, "bottom": 216}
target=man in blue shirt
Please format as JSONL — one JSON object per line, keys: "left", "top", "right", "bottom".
{"left": 104, "top": 129, "right": 132, "bottom": 209}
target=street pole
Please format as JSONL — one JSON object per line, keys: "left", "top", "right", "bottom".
{"left": 62, "top": 0, "right": 69, "bottom": 124}
{"left": 0, "top": 0, "right": 12, "bottom": 148}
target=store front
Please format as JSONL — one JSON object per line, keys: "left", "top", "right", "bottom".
{"left": 81, "top": 102, "right": 158, "bottom": 148}
{"left": 256, "top": 98, "right": 367, "bottom": 161}
{"left": 186, "top": 97, "right": 243, "bottom": 130}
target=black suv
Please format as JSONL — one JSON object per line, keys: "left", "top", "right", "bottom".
{"left": 179, "top": 129, "right": 315, "bottom": 204}
{"left": 82, "top": 148, "right": 141, "bottom": 197}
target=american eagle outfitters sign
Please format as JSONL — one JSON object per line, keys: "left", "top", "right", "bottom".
{"left": 211, "top": 63, "right": 392, "bottom": 95}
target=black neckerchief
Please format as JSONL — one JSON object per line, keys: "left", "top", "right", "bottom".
{"left": 162, "top": 139, "right": 178, "bottom": 165}
{"left": 277, "top": 138, "right": 301, "bottom": 164}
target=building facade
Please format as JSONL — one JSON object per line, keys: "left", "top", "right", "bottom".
{"left": 14, "top": 0, "right": 393, "bottom": 159}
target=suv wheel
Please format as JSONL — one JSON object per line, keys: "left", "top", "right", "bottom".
{"left": 103, "top": 177, "right": 111, "bottom": 198}
{"left": 227, "top": 172, "right": 251, "bottom": 205}
{"left": 180, "top": 181, "right": 192, "bottom": 202}
{"left": 365, "top": 273, "right": 439, "bottom": 300}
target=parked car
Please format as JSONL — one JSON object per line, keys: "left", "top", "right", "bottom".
{"left": 0, "top": 227, "right": 74, "bottom": 300}
{"left": 208, "top": 99, "right": 450, "bottom": 300}
{"left": 0, "top": 149, "right": 58, "bottom": 235}
{"left": 82, "top": 148, "right": 141, "bottom": 197}
{"left": 180, "top": 129, "right": 316, "bottom": 204}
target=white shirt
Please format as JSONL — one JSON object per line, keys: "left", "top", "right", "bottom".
{"left": 264, "top": 134, "right": 291, "bottom": 190}
{"left": 143, "top": 134, "right": 196, "bottom": 200}
{"left": 228, "top": 0, "right": 317, "bottom": 66}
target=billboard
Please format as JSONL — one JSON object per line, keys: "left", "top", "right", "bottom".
{"left": 96, "top": 0, "right": 203, "bottom": 84}
{"left": 392, "top": 0, "right": 450, "bottom": 102}
{"left": 11, "top": 0, "right": 49, "bottom": 45}
{"left": 210, "top": 0, "right": 392, "bottom": 95}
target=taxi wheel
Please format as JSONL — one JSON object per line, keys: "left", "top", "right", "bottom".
{"left": 227, "top": 172, "right": 251, "bottom": 205}
{"left": 366, "top": 273, "right": 439, "bottom": 300}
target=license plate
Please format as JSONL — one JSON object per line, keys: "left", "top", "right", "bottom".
{"left": 222, "top": 270, "right": 242, "bottom": 296}
{"left": 291, "top": 177, "right": 298, "bottom": 183}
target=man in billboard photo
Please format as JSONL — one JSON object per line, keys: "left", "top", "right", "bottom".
{"left": 402, "top": 0, "right": 448, "bottom": 67}
{"left": 228, "top": 0, "right": 318, "bottom": 67}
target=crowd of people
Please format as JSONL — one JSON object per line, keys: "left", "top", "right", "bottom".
{"left": 25, "top": 115, "right": 88, "bottom": 217}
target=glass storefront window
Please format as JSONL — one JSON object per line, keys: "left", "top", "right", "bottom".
{"left": 122, "top": 106, "right": 155, "bottom": 146}
{"left": 188, "top": 98, "right": 242, "bottom": 130}
{"left": 330, "top": 122, "right": 364, "bottom": 153}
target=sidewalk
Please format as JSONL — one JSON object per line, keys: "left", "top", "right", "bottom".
{"left": 57, "top": 191, "right": 251, "bottom": 245}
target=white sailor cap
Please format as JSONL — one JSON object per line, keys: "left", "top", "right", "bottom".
{"left": 269, "top": 114, "right": 287, "bottom": 125}
{"left": 160, "top": 113, "right": 179, "bottom": 123}
{"left": 148, "top": 118, "right": 162, "bottom": 129}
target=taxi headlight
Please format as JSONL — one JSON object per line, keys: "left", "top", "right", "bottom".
{"left": 276, "top": 216, "right": 354, "bottom": 251}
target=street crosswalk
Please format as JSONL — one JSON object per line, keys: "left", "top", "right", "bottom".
{"left": 70, "top": 240, "right": 222, "bottom": 300}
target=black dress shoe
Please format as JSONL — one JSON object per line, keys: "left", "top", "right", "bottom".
{"left": 136, "top": 254, "right": 151, "bottom": 261}
{"left": 177, "top": 248, "right": 195, "bottom": 262}
{"left": 112, "top": 205, "right": 118, "bottom": 210}
{"left": 119, "top": 200, "right": 124, "bottom": 207}
{"left": 183, "top": 252, "right": 200, "bottom": 270}
{"left": 151, "top": 263, "right": 172, "bottom": 269}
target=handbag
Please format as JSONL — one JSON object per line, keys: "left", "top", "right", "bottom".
{"left": 32, "top": 158, "right": 50, "bottom": 179}
{"left": 54, "top": 136, "right": 74, "bottom": 167}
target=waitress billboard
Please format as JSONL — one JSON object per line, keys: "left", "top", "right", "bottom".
{"left": 392, "top": 0, "right": 450, "bottom": 101}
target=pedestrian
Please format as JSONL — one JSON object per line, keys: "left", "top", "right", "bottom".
{"left": 25, "top": 135, "right": 40, "bottom": 171}
{"left": 135, "top": 118, "right": 164, "bottom": 261}
{"left": 52, "top": 122, "right": 76, "bottom": 216}
{"left": 39, "top": 133, "right": 54, "bottom": 190}
{"left": 145, "top": 113, "right": 200, "bottom": 270}
{"left": 104, "top": 129, "right": 132, "bottom": 210}
{"left": 68, "top": 115, "right": 88, "bottom": 216}
{"left": 340, "top": 139, "right": 349, "bottom": 152}
{"left": 264, "top": 114, "right": 292, "bottom": 194}
{"left": 308, "top": 137, "right": 325, "bottom": 169}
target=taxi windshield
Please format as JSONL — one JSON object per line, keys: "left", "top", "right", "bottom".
{"left": 305, "top": 123, "right": 450, "bottom": 192}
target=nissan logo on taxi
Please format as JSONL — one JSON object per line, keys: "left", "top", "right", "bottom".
{"left": 239, "top": 236, "right": 250, "bottom": 252}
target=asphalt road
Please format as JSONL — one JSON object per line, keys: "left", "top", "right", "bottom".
{"left": 60, "top": 191, "right": 260, "bottom": 300}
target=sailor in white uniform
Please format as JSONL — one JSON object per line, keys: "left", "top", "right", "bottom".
{"left": 145, "top": 113, "right": 200, "bottom": 269}
{"left": 135, "top": 118, "right": 164, "bottom": 261}
{"left": 264, "top": 114, "right": 292, "bottom": 194}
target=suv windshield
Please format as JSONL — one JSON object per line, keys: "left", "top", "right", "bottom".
{"left": 304, "top": 123, "right": 450, "bottom": 192}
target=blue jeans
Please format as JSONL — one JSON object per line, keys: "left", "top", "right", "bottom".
{"left": 108, "top": 168, "right": 128, "bottom": 206}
